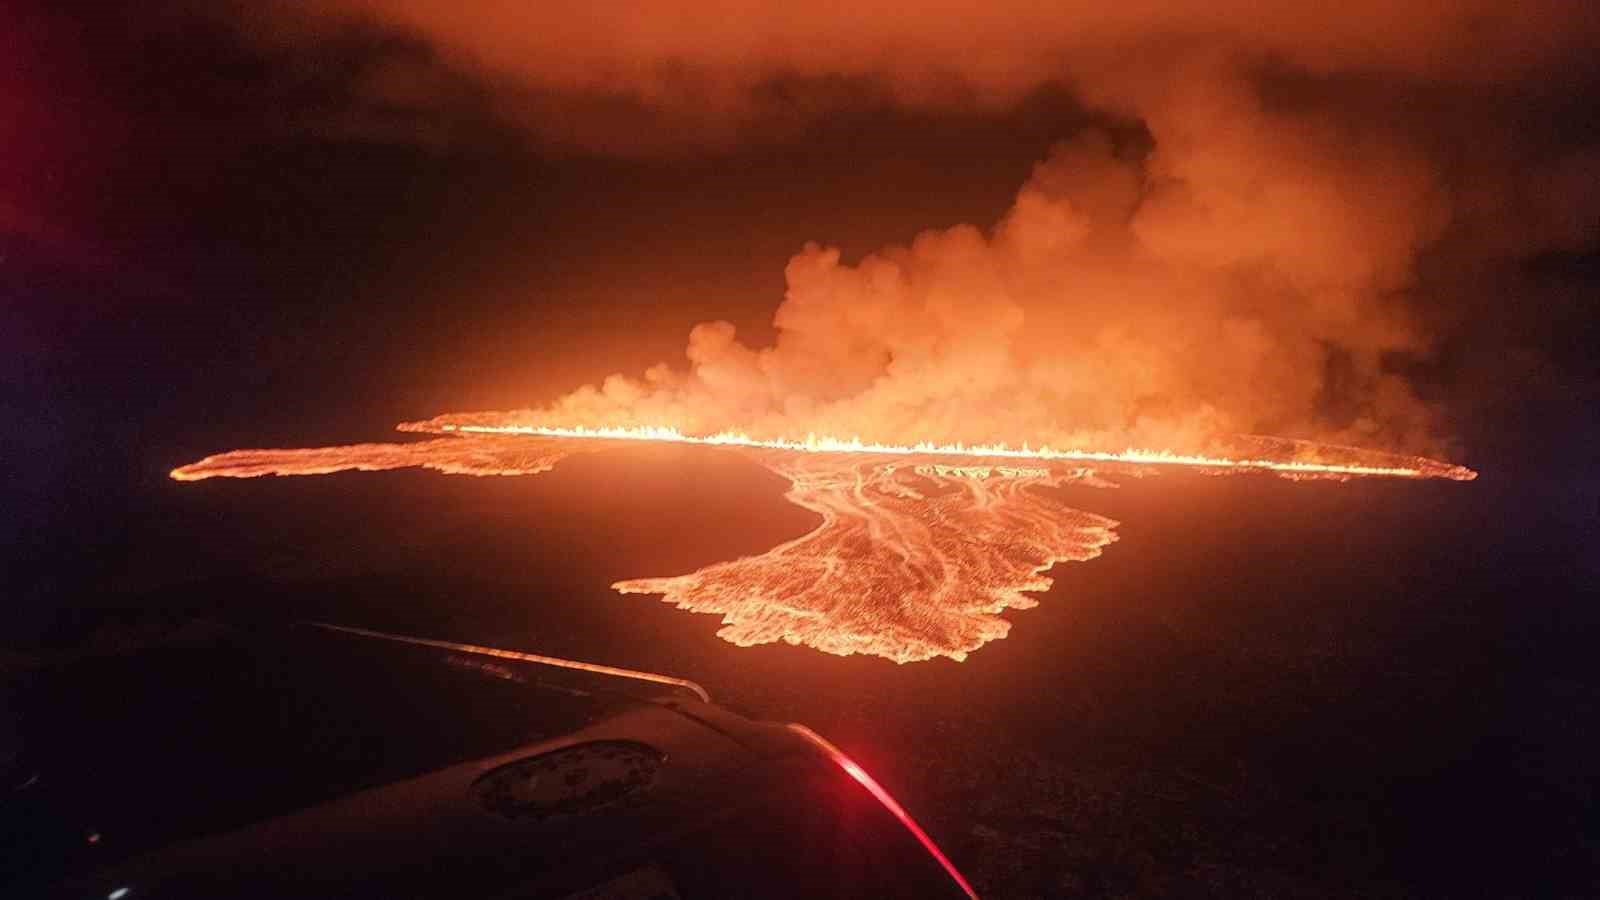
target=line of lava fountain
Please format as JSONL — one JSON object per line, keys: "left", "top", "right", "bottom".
{"left": 415, "top": 422, "right": 1477, "bottom": 481}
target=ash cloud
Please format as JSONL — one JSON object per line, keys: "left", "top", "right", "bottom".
{"left": 239, "top": 1, "right": 1598, "bottom": 455}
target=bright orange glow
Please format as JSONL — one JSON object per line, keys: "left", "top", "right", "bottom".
{"left": 786, "top": 724, "right": 979, "bottom": 899}
{"left": 420, "top": 422, "right": 1478, "bottom": 481}
{"left": 169, "top": 436, "right": 569, "bottom": 481}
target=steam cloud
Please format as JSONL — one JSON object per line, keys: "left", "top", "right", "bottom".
{"left": 246, "top": 1, "right": 1598, "bottom": 454}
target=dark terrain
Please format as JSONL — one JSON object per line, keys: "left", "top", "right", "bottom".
{"left": 6, "top": 444, "right": 1596, "bottom": 897}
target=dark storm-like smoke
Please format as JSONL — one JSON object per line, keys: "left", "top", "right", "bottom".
{"left": 240, "top": 1, "right": 1598, "bottom": 454}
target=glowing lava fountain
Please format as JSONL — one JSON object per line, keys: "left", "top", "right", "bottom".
{"left": 402, "top": 421, "right": 1477, "bottom": 481}
{"left": 171, "top": 422, "right": 1475, "bottom": 663}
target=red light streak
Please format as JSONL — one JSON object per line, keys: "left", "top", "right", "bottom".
{"left": 787, "top": 724, "right": 979, "bottom": 899}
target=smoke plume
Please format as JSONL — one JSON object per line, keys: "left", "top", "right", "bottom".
{"left": 462, "top": 105, "right": 1446, "bottom": 451}
{"left": 238, "top": 1, "right": 1598, "bottom": 454}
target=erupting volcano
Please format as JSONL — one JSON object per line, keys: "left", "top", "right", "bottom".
{"left": 168, "top": 100, "right": 1487, "bottom": 662}
{"left": 172, "top": 420, "right": 1474, "bottom": 663}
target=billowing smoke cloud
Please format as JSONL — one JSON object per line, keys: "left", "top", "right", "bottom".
{"left": 239, "top": 1, "right": 1598, "bottom": 454}
{"left": 489, "top": 115, "right": 1438, "bottom": 451}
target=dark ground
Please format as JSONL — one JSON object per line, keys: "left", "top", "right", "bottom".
{"left": 5, "top": 443, "right": 1596, "bottom": 898}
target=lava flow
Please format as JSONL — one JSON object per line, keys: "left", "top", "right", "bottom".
{"left": 171, "top": 423, "right": 1475, "bottom": 663}
{"left": 614, "top": 452, "right": 1118, "bottom": 663}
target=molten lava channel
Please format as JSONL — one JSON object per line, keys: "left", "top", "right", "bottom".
{"left": 170, "top": 423, "right": 1475, "bottom": 663}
